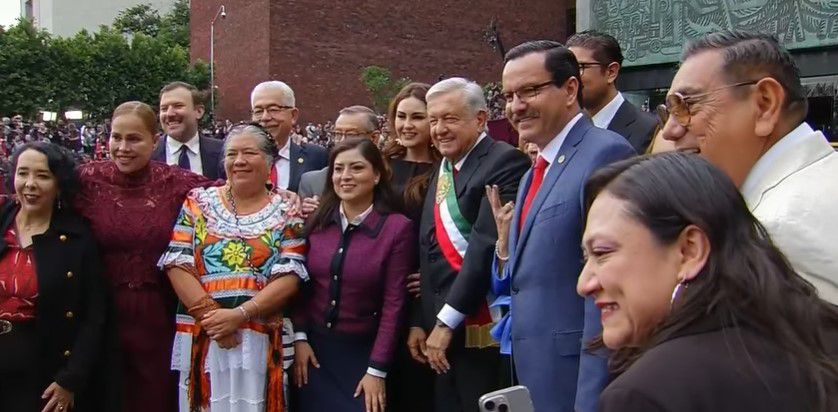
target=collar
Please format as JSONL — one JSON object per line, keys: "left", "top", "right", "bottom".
{"left": 278, "top": 138, "right": 291, "bottom": 160}
{"left": 339, "top": 202, "right": 375, "bottom": 231}
{"left": 740, "top": 122, "right": 829, "bottom": 208}
{"left": 591, "top": 92, "right": 625, "bottom": 129}
{"left": 453, "top": 132, "right": 488, "bottom": 171}
{"left": 166, "top": 132, "right": 200, "bottom": 155}
{"left": 539, "top": 113, "right": 583, "bottom": 167}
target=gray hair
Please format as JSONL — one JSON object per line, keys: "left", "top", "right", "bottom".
{"left": 427, "top": 77, "right": 488, "bottom": 115}
{"left": 222, "top": 123, "right": 278, "bottom": 166}
{"left": 338, "top": 105, "right": 379, "bottom": 132}
{"left": 250, "top": 81, "right": 296, "bottom": 108}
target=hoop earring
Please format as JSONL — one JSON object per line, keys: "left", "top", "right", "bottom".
{"left": 670, "top": 281, "right": 688, "bottom": 306}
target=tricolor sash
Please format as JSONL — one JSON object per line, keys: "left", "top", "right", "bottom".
{"left": 433, "top": 159, "right": 498, "bottom": 348}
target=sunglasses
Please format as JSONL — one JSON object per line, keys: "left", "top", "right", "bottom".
{"left": 661, "top": 80, "right": 758, "bottom": 127}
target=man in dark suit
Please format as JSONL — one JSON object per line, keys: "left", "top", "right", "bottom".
{"left": 494, "top": 40, "right": 635, "bottom": 412}
{"left": 413, "top": 77, "right": 530, "bottom": 412}
{"left": 152, "top": 81, "right": 225, "bottom": 179}
{"left": 251, "top": 81, "right": 328, "bottom": 192}
{"left": 298, "top": 106, "right": 380, "bottom": 199}
{"left": 568, "top": 31, "right": 657, "bottom": 153}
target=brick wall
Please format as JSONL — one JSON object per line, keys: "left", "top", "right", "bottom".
{"left": 192, "top": 0, "right": 568, "bottom": 123}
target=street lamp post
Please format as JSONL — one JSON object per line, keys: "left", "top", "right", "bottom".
{"left": 210, "top": 5, "right": 227, "bottom": 120}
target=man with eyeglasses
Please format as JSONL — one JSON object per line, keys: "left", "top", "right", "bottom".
{"left": 661, "top": 30, "right": 838, "bottom": 303}
{"left": 491, "top": 40, "right": 634, "bottom": 412}
{"left": 153, "top": 81, "right": 225, "bottom": 179}
{"left": 297, "top": 106, "right": 380, "bottom": 203}
{"left": 251, "top": 81, "right": 328, "bottom": 193}
{"left": 567, "top": 31, "right": 658, "bottom": 153}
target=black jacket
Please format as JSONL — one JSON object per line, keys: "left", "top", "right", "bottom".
{"left": 599, "top": 314, "right": 838, "bottom": 411}
{"left": 0, "top": 200, "right": 120, "bottom": 411}
{"left": 607, "top": 100, "right": 658, "bottom": 154}
{"left": 414, "top": 136, "right": 530, "bottom": 334}
{"left": 151, "top": 135, "right": 226, "bottom": 179}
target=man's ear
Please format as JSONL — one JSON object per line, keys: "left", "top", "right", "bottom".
{"left": 752, "top": 77, "right": 785, "bottom": 138}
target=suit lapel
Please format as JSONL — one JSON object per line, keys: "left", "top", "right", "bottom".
{"left": 514, "top": 119, "right": 589, "bottom": 260}
{"left": 152, "top": 136, "right": 167, "bottom": 162}
{"left": 455, "top": 137, "right": 493, "bottom": 197}
{"left": 607, "top": 101, "right": 635, "bottom": 138}
{"left": 197, "top": 137, "right": 213, "bottom": 178}
{"left": 289, "top": 142, "right": 303, "bottom": 191}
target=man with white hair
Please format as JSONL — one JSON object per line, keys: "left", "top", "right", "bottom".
{"left": 251, "top": 80, "right": 328, "bottom": 192}
{"left": 411, "top": 77, "right": 530, "bottom": 411}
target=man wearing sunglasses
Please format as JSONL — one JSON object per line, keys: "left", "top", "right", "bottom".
{"left": 662, "top": 30, "right": 838, "bottom": 304}
{"left": 567, "top": 31, "right": 658, "bottom": 154}
{"left": 251, "top": 80, "right": 328, "bottom": 193}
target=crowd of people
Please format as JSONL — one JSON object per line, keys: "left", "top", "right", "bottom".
{"left": 0, "top": 29, "right": 836, "bottom": 412}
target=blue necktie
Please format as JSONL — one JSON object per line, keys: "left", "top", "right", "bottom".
{"left": 177, "top": 145, "right": 191, "bottom": 171}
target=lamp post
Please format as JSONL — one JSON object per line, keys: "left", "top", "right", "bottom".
{"left": 210, "top": 5, "right": 227, "bottom": 120}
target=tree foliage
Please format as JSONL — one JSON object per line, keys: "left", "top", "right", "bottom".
{"left": 360, "top": 66, "right": 411, "bottom": 113}
{"left": 0, "top": 1, "right": 204, "bottom": 120}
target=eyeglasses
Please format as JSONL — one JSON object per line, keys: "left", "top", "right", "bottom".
{"left": 578, "top": 62, "right": 605, "bottom": 75}
{"left": 251, "top": 105, "right": 293, "bottom": 118}
{"left": 501, "top": 81, "right": 555, "bottom": 103}
{"left": 334, "top": 131, "right": 371, "bottom": 141}
{"left": 663, "top": 80, "right": 758, "bottom": 127}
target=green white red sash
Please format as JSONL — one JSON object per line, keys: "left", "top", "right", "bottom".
{"left": 433, "top": 159, "right": 497, "bottom": 348}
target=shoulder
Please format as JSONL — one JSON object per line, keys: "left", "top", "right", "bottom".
{"left": 302, "top": 143, "right": 328, "bottom": 157}
{"left": 485, "top": 138, "right": 529, "bottom": 164}
{"left": 200, "top": 136, "right": 224, "bottom": 150}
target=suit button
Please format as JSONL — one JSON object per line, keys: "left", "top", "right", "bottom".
{"left": 433, "top": 288, "right": 440, "bottom": 295}
{"left": 63, "top": 350, "right": 71, "bottom": 357}
{"left": 429, "top": 256, "right": 437, "bottom": 263}
{"left": 66, "top": 271, "right": 73, "bottom": 279}
{"left": 511, "top": 287, "right": 519, "bottom": 295}
{"left": 65, "top": 311, "right": 74, "bottom": 319}
{"left": 326, "top": 322, "right": 332, "bottom": 328}
{"left": 330, "top": 300, "right": 336, "bottom": 306}
{"left": 59, "top": 235, "right": 67, "bottom": 242}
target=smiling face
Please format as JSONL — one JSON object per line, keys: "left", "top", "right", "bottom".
{"left": 577, "top": 191, "right": 683, "bottom": 349}
{"left": 159, "top": 87, "right": 204, "bottom": 142}
{"left": 251, "top": 87, "right": 298, "bottom": 145}
{"left": 14, "top": 149, "right": 59, "bottom": 215}
{"left": 223, "top": 132, "right": 271, "bottom": 191}
{"left": 427, "top": 90, "right": 487, "bottom": 161}
{"left": 109, "top": 113, "right": 158, "bottom": 174}
{"left": 395, "top": 96, "right": 431, "bottom": 149}
{"left": 331, "top": 147, "right": 379, "bottom": 206}
{"left": 502, "top": 51, "right": 577, "bottom": 149}
{"left": 662, "top": 50, "right": 762, "bottom": 186}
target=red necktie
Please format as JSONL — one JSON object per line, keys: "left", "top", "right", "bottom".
{"left": 519, "top": 156, "right": 549, "bottom": 231}
{"left": 269, "top": 162, "right": 278, "bottom": 189}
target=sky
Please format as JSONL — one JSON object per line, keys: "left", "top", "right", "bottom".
{"left": 0, "top": 0, "right": 20, "bottom": 29}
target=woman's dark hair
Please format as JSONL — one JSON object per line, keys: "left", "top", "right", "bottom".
{"left": 305, "top": 139, "right": 402, "bottom": 235}
{"left": 584, "top": 152, "right": 838, "bottom": 411}
{"left": 383, "top": 82, "right": 441, "bottom": 210}
{"left": 7, "top": 142, "right": 80, "bottom": 208}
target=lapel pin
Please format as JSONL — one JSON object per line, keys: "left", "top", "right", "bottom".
{"left": 558, "top": 155, "right": 566, "bottom": 164}
{"left": 297, "top": 158, "right": 304, "bottom": 164}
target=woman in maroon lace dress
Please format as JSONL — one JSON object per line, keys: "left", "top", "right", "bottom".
{"left": 73, "top": 102, "right": 213, "bottom": 412}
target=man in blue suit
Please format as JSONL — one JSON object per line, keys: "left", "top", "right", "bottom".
{"left": 251, "top": 81, "right": 328, "bottom": 192}
{"left": 491, "top": 40, "right": 635, "bottom": 411}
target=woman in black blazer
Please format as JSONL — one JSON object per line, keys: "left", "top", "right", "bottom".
{"left": 0, "top": 142, "right": 115, "bottom": 412}
{"left": 578, "top": 153, "right": 838, "bottom": 412}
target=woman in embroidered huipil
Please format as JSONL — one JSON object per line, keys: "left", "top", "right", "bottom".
{"left": 293, "top": 139, "right": 414, "bottom": 412}
{"left": 159, "top": 124, "right": 307, "bottom": 412}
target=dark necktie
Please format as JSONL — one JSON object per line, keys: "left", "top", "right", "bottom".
{"left": 177, "top": 145, "right": 191, "bottom": 171}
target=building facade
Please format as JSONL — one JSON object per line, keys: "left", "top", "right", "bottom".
{"left": 578, "top": 0, "right": 838, "bottom": 141}
{"left": 191, "top": 0, "right": 570, "bottom": 122}
{"left": 21, "top": 0, "right": 175, "bottom": 37}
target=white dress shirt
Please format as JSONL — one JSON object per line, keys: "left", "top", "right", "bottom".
{"left": 591, "top": 92, "right": 625, "bottom": 129}
{"left": 165, "top": 133, "right": 203, "bottom": 175}
{"left": 273, "top": 138, "right": 292, "bottom": 190}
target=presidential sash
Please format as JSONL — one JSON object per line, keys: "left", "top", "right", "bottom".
{"left": 433, "top": 159, "right": 498, "bottom": 348}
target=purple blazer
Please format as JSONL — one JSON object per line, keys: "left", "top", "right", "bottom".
{"left": 296, "top": 208, "right": 415, "bottom": 372}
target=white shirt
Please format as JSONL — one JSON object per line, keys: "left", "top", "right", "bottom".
{"left": 540, "top": 112, "right": 584, "bottom": 175}
{"left": 453, "top": 132, "right": 488, "bottom": 171}
{"left": 273, "top": 138, "right": 291, "bottom": 190}
{"left": 591, "top": 92, "right": 625, "bottom": 129}
{"left": 165, "top": 133, "right": 203, "bottom": 175}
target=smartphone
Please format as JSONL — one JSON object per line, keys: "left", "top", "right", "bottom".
{"left": 478, "top": 385, "right": 534, "bottom": 412}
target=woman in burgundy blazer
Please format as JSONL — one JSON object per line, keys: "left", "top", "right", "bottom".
{"left": 293, "top": 139, "right": 415, "bottom": 412}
